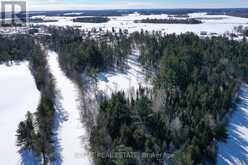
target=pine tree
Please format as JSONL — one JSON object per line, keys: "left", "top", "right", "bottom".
{"left": 16, "top": 111, "right": 36, "bottom": 151}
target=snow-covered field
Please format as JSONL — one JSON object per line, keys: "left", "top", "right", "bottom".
{"left": 47, "top": 51, "right": 91, "bottom": 165}
{"left": 217, "top": 84, "right": 248, "bottom": 165}
{"left": 33, "top": 12, "right": 248, "bottom": 35}
{"left": 0, "top": 62, "right": 40, "bottom": 165}
{"left": 97, "top": 49, "right": 151, "bottom": 97}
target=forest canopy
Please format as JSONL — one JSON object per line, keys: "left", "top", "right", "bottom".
{"left": 32, "top": 27, "right": 248, "bottom": 164}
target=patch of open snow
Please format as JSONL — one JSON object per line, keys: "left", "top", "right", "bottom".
{"left": 97, "top": 49, "right": 151, "bottom": 97}
{"left": 0, "top": 62, "right": 40, "bottom": 165}
{"left": 64, "top": 12, "right": 83, "bottom": 16}
{"left": 188, "top": 12, "right": 208, "bottom": 17}
{"left": 217, "top": 84, "right": 248, "bottom": 165}
{"left": 47, "top": 50, "right": 91, "bottom": 165}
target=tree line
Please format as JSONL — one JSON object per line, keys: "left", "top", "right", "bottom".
{"left": 0, "top": 35, "right": 36, "bottom": 63}
{"left": 17, "top": 44, "right": 57, "bottom": 164}
{"left": 45, "top": 26, "right": 132, "bottom": 77}
{"left": 134, "top": 18, "right": 202, "bottom": 24}
{"left": 0, "top": 35, "right": 57, "bottom": 164}
{"left": 72, "top": 17, "right": 110, "bottom": 23}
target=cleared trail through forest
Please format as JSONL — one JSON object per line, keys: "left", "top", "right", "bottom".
{"left": 47, "top": 50, "right": 91, "bottom": 165}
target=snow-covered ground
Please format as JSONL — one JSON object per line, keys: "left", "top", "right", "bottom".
{"left": 0, "top": 62, "right": 40, "bottom": 165}
{"left": 217, "top": 84, "right": 248, "bottom": 165}
{"left": 97, "top": 49, "right": 151, "bottom": 97}
{"left": 32, "top": 12, "right": 248, "bottom": 35}
{"left": 47, "top": 50, "right": 91, "bottom": 165}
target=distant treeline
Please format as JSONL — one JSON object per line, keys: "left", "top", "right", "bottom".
{"left": 72, "top": 17, "right": 110, "bottom": 23}
{"left": 208, "top": 12, "right": 248, "bottom": 18}
{"left": 134, "top": 18, "right": 202, "bottom": 24}
{"left": 27, "top": 8, "right": 248, "bottom": 17}
{"left": 29, "top": 18, "right": 58, "bottom": 23}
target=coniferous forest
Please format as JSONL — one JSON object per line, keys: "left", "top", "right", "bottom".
{"left": 43, "top": 27, "right": 248, "bottom": 164}
{"left": 1, "top": 25, "right": 248, "bottom": 164}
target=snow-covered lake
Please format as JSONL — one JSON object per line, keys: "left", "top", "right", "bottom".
{"left": 217, "top": 84, "right": 248, "bottom": 165}
{"left": 0, "top": 62, "right": 40, "bottom": 165}
{"left": 33, "top": 12, "right": 248, "bottom": 35}
{"left": 47, "top": 50, "right": 91, "bottom": 165}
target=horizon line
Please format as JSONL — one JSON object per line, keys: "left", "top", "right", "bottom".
{"left": 27, "top": 7, "right": 248, "bottom": 12}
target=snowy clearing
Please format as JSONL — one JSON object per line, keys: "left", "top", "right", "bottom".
{"left": 97, "top": 49, "right": 151, "bottom": 97}
{"left": 47, "top": 50, "right": 91, "bottom": 165}
{"left": 217, "top": 84, "right": 248, "bottom": 165}
{"left": 0, "top": 62, "right": 40, "bottom": 165}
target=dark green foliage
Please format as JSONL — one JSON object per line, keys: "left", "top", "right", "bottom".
{"left": 38, "top": 27, "right": 248, "bottom": 164}
{"left": 234, "top": 25, "right": 248, "bottom": 36}
{"left": 27, "top": 45, "right": 56, "bottom": 164}
{"left": 17, "top": 95, "right": 56, "bottom": 165}
{"left": 134, "top": 18, "right": 202, "bottom": 24}
{"left": 34, "top": 95, "right": 56, "bottom": 164}
{"left": 0, "top": 35, "right": 36, "bottom": 63}
{"left": 16, "top": 111, "right": 36, "bottom": 151}
{"left": 73, "top": 17, "right": 110, "bottom": 23}
{"left": 90, "top": 91, "right": 164, "bottom": 165}
{"left": 29, "top": 18, "right": 58, "bottom": 23}
{"left": 28, "top": 28, "right": 39, "bottom": 34}
{"left": 132, "top": 32, "right": 248, "bottom": 164}
{"left": 46, "top": 27, "right": 131, "bottom": 76}
{"left": 90, "top": 32, "right": 248, "bottom": 165}
{"left": 214, "top": 121, "right": 228, "bottom": 141}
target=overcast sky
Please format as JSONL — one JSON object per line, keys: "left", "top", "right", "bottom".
{"left": 23, "top": 0, "right": 248, "bottom": 11}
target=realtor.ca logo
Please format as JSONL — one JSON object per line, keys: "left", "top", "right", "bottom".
{"left": 1, "top": 1, "right": 27, "bottom": 26}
